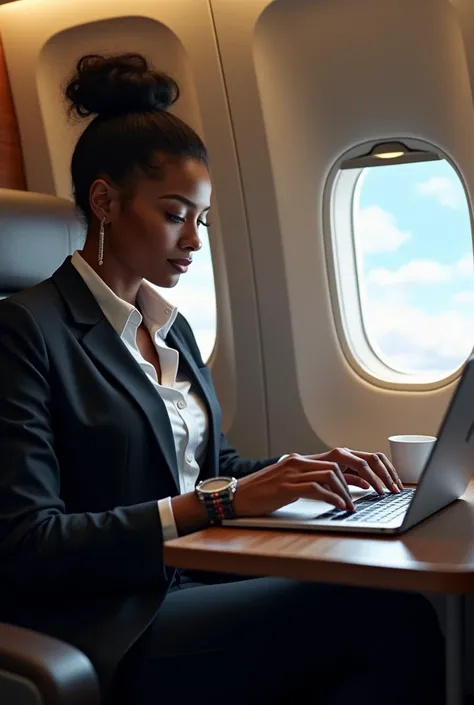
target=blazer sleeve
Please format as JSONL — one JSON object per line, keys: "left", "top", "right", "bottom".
{"left": 217, "top": 434, "right": 279, "bottom": 479}
{"left": 175, "top": 314, "right": 279, "bottom": 479}
{"left": 0, "top": 299, "right": 167, "bottom": 595}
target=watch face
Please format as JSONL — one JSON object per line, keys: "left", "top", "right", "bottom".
{"left": 200, "top": 478, "right": 232, "bottom": 493}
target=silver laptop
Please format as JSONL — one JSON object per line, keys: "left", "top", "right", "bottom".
{"left": 223, "top": 357, "right": 474, "bottom": 535}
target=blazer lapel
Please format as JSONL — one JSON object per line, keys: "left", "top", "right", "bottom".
{"left": 52, "top": 259, "right": 180, "bottom": 491}
{"left": 81, "top": 322, "right": 180, "bottom": 490}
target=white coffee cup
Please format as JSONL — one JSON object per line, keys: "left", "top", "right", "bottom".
{"left": 388, "top": 435, "right": 437, "bottom": 484}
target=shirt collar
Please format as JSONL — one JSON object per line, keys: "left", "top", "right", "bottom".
{"left": 70, "top": 251, "right": 178, "bottom": 338}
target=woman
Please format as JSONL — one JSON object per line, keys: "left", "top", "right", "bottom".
{"left": 0, "top": 53, "right": 443, "bottom": 705}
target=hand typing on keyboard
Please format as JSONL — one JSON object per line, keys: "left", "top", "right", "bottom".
{"left": 302, "top": 447, "right": 403, "bottom": 496}
{"left": 233, "top": 446, "right": 404, "bottom": 519}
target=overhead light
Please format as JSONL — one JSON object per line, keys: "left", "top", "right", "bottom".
{"left": 373, "top": 150, "right": 405, "bottom": 159}
{"left": 340, "top": 141, "right": 440, "bottom": 169}
{"left": 372, "top": 142, "right": 407, "bottom": 159}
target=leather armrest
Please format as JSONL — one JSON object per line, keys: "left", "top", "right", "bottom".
{"left": 0, "top": 622, "right": 101, "bottom": 705}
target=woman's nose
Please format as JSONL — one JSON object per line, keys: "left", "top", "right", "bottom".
{"left": 180, "top": 224, "right": 202, "bottom": 252}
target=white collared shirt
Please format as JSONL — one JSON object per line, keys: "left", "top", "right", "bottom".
{"left": 71, "top": 251, "right": 208, "bottom": 541}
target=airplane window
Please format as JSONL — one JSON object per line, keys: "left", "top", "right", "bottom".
{"left": 353, "top": 159, "right": 474, "bottom": 379}
{"left": 154, "top": 226, "right": 216, "bottom": 362}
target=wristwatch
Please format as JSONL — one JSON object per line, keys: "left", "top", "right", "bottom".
{"left": 195, "top": 477, "right": 238, "bottom": 525}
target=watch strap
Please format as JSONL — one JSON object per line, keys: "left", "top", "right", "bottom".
{"left": 197, "top": 478, "right": 237, "bottom": 526}
{"left": 202, "top": 490, "right": 235, "bottom": 525}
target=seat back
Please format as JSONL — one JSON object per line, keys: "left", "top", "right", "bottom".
{"left": 0, "top": 189, "right": 85, "bottom": 298}
{"left": 0, "top": 194, "right": 99, "bottom": 703}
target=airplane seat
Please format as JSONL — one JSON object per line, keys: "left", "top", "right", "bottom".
{"left": 0, "top": 188, "right": 85, "bottom": 299}
{"left": 0, "top": 188, "right": 100, "bottom": 704}
{"left": 0, "top": 623, "right": 100, "bottom": 705}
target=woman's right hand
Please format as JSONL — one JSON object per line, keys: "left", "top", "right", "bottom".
{"left": 233, "top": 454, "right": 356, "bottom": 517}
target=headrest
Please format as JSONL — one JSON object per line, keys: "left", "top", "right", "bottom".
{"left": 0, "top": 188, "right": 85, "bottom": 297}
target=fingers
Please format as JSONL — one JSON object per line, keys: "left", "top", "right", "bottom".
{"left": 289, "top": 467, "right": 355, "bottom": 511}
{"left": 348, "top": 449, "right": 403, "bottom": 492}
{"left": 375, "top": 451, "right": 404, "bottom": 490}
{"left": 315, "top": 448, "right": 396, "bottom": 495}
{"left": 288, "top": 482, "right": 348, "bottom": 510}
{"left": 325, "top": 448, "right": 387, "bottom": 494}
{"left": 329, "top": 465, "right": 356, "bottom": 511}
{"left": 342, "top": 473, "right": 371, "bottom": 490}
{"left": 285, "top": 448, "right": 404, "bottom": 497}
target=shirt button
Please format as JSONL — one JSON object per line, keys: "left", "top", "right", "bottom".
{"left": 177, "top": 400, "right": 186, "bottom": 410}
{"left": 164, "top": 308, "right": 171, "bottom": 315}
{"left": 186, "top": 453, "right": 194, "bottom": 463}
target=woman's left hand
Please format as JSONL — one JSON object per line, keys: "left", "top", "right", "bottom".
{"left": 303, "top": 447, "right": 403, "bottom": 495}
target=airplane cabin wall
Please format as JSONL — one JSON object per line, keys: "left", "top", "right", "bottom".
{"left": 211, "top": 0, "right": 474, "bottom": 457}
{"left": 0, "top": 36, "right": 25, "bottom": 189}
{"left": 452, "top": 0, "right": 474, "bottom": 100}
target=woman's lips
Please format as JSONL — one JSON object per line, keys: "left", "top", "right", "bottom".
{"left": 168, "top": 258, "right": 191, "bottom": 273}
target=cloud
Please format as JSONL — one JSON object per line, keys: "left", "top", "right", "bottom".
{"left": 355, "top": 206, "right": 410, "bottom": 253}
{"left": 456, "top": 253, "right": 473, "bottom": 277}
{"left": 367, "top": 253, "right": 474, "bottom": 287}
{"left": 363, "top": 252, "right": 474, "bottom": 372}
{"left": 364, "top": 300, "right": 474, "bottom": 372}
{"left": 416, "top": 176, "right": 464, "bottom": 209}
{"left": 368, "top": 259, "right": 452, "bottom": 286}
{"left": 451, "top": 290, "right": 474, "bottom": 305}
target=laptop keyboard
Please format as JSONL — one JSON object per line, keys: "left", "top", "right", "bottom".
{"left": 316, "top": 488, "right": 415, "bottom": 524}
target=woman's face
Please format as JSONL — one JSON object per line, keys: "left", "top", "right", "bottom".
{"left": 99, "top": 156, "right": 212, "bottom": 288}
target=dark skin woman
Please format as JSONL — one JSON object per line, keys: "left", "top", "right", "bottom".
{"left": 0, "top": 54, "right": 444, "bottom": 705}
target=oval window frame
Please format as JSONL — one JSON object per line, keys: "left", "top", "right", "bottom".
{"left": 323, "top": 137, "right": 474, "bottom": 391}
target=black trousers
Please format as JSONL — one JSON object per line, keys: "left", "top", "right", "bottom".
{"left": 110, "top": 570, "right": 445, "bottom": 705}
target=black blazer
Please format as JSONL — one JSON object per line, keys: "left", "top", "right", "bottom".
{"left": 0, "top": 258, "right": 276, "bottom": 696}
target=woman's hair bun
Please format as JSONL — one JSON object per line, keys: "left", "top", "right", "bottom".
{"left": 65, "top": 53, "right": 179, "bottom": 119}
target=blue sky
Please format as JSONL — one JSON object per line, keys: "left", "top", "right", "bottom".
{"left": 355, "top": 160, "right": 474, "bottom": 373}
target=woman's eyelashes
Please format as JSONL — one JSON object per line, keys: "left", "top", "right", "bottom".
{"left": 165, "top": 212, "right": 210, "bottom": 228}
{"left": 166, "top": 212, "right": 185, "bottom": 224}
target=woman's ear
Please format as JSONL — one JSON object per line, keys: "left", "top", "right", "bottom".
{"left": 89, "top": 179, "right": 120, "bottom": 224}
